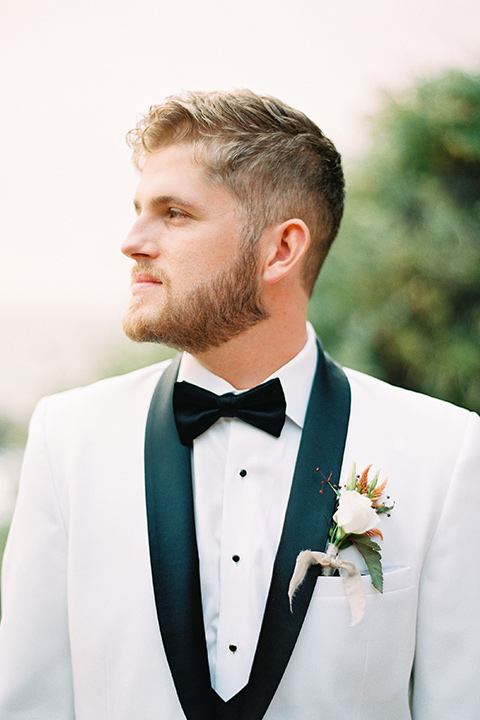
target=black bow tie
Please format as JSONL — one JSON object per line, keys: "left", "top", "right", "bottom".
{"left": 172, "top": 378, "right": 286, "bottom": 446}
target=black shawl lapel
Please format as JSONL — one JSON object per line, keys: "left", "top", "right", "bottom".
{"left": 238, "top": 343, "right": 351, "bottom": 720}
{"left": 144, "top": 355, "right": 215, "bottom": 720}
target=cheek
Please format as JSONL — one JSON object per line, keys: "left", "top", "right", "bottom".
{"left": 166, "top": 256, "right": 210, "bottom": 293}
{"left": 166, "top": 224, "right": 242, "bottom": 282}
{"left": 171, "top": 248, "right": 230, "bottom": 281}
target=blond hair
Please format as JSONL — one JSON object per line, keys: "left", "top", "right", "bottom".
{"left": 127, "top": 90, "right": 344, "bottom": 295}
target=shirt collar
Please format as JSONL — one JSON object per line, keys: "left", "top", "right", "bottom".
{"left": 177, "top": 322, "right": 318, "bottom": 430}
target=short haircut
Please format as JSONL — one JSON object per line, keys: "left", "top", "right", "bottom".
{"left": 127, "top": 89, "right": 344, "bottom": 295}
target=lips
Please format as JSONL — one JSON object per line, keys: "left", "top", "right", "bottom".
{"left": 131, "top": 273, "right": 163, "bottom": 293}
{"left": 133, "top": 273, "right": 162, "bottom": 284}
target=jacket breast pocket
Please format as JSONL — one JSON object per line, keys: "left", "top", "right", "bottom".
{"left": 311, "top": 565, "right": 413, "bottom": 598}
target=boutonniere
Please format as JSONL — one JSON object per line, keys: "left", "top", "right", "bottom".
{"left": 288, "top": 463, "right": 394, "bottom": 625}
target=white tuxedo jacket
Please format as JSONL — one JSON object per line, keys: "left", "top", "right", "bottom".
{"left": 1, "top": 350, "right": 479, "bottom": 720}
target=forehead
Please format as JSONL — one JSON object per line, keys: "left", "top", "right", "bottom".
{"left": 134, "top": 143, "right": 232, "bottom": 209}
{"left": 140, "top": 142, "right": 198, "bottom": 177}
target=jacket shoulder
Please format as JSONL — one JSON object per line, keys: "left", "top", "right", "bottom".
{"left": 345, "top": 366, "right": 473, "bottom": 418}
{"left": 343, "top": 366, "right": 478, "bottom": 457}
{"left": 35, "top": 358, "right": 175, "bottom": 430}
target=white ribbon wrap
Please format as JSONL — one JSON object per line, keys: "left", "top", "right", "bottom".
{"left": 288, "top": 544, "right": 366, "bottom": 626}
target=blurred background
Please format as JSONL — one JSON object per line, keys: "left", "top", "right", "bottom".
{"left": 1, "top": 0, "right": 479, "bottom": 574}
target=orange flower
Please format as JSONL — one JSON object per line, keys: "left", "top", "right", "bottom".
{"left": 365, "top": 527, "right": 384, "bottom": 541}
{"left": 370, "top": 477, "right": 388, "bottom": 508}
{"left": 357, "top": 464, "right": 372, "bottom": 495}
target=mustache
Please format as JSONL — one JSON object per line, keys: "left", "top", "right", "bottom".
{"left": 130, "top": 261, "right": 168, "bottom": 285}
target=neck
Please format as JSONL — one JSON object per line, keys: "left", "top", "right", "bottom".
{"left": 193, "top": 314, "right": 308, "bottom": 390}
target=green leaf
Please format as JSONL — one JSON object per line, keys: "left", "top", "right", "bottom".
{"left": 346, "top": 462, "right": 357, "bottom": 490}
{"left": 368, "top": 469, "right": 380, "bottom": 494}
{"left": 376, "top": 503, "right": 394, "bottom": 514}
{"left": 349, "top": 535, "right": 384, "bottom": 592}
{"left": 337, "top": 537, "right": 353, "bottom": 550}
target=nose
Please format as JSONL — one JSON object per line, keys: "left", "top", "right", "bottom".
{"left": 121, "top": 219, "right": 160, "bottom": 259}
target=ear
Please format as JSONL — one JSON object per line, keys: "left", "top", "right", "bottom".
{"left": 261, "top": 219, "right": 310, "bottom": 286}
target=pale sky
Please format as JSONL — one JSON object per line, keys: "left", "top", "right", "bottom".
{"left": 1, "top": 0, "right": 479, "bottom": 420}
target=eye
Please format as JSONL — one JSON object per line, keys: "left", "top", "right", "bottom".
{"left": 167, "top": 208, "right": 188, "bottom": 220}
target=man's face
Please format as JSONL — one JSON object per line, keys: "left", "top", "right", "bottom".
{"left": 121, "top": 143, "right": 268, "bottom": 354}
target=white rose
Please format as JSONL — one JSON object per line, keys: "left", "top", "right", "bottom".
{"left": 333, "top": 490, "right": 379, "bottom": 535}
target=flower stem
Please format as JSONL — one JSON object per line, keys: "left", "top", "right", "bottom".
{"left": 322, "top": 543, "right": 339, "bottom": 577}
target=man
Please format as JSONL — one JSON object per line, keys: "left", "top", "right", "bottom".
{"left": 0, "top": 90, "right": 479, "bottom": 720}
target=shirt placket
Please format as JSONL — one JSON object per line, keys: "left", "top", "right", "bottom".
{"left": 215, "top": 419, "right": 259, "bottom": 700}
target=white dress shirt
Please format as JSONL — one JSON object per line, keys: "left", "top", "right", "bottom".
{"left": 177, "top": 323, "right": 318, "bottom": 700}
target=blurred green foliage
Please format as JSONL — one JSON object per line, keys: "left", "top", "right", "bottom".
{"left": 0, "top": 417, "right": 26, "bottom": 606}
{"left": 0, "top": 524, "right": 8, "bottom": 613}
{"left": 309, "top": 69, "right": 480, "bottom": 413}
{"left": 0, "top": 417, "right": 27, "bottom": 452}
{"left": 96, "top": 339, "right": 176, "bottom": 381}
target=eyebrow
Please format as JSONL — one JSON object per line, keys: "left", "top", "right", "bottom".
{"left": 134, "top": 195, "right": 202, "bottom": 213}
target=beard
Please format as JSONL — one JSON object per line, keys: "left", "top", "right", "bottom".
{"left": 122, "top": 243, "right": 269, "bottom": 354}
